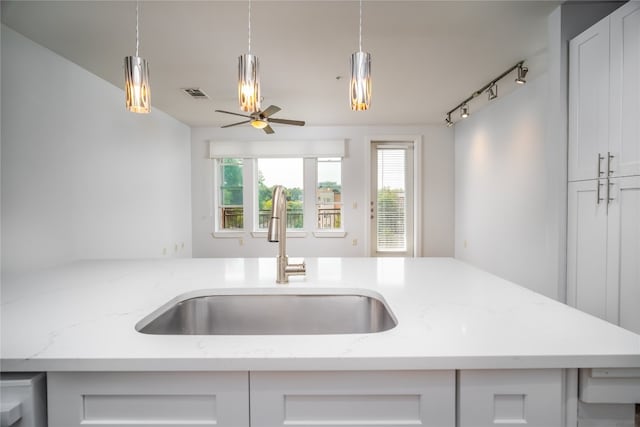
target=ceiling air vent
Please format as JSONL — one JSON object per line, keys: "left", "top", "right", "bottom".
{"left": 183, "top": 88, "right": 209, "bottom": 99}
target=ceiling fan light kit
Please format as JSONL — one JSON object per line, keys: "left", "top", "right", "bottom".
{"left": 124, "top": 1, "right": 150, "bottom": 114}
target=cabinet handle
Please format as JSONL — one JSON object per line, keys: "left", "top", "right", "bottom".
{"left": 607, "top": 152, "right": 615, "bottom": 176}
{"left": 607, "top": 178, "right": 614, "bottom": 204}
{"left": 597, "top": 154, "right": 605, "bottom": 177}
{"left": 597, "top": 179, "right": 604, "bottom": 204}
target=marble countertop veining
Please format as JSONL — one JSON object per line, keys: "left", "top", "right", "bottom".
{"left": 1, "top": 257, "right": 639, "bottom": 371}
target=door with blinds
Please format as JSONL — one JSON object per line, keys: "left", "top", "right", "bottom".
{"left": 370, "top": 142, "right": 415, "bottom": 256}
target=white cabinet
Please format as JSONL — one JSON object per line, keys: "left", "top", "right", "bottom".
{"left": 458, "top": 369, "right": 564, "bottom": 427}
{"left": 567, "top": 177, "right": 640, "bottom": 333}
{"left": 46, "top": 369, "right": 570, "bottom": 427}
{"left": 569, "top": 1, "right": 640, "bottom": 182}
{"left": 567, "top": 180, "right": 610, "bottom": 322}
{"left": 0, "top": 373, "right": 47, "bottom": 427}
{"left": 568, "top": 1, "right": 640, "bottom": 335}
{"left": 47, "top": 372, "right": 249, "bottom": 427}
{"left": 569, "top": 16, "right": 610, "bottom": 182}
{"left": 610, "top": 2, "right": 640, "bottom": 178}
{"left": 249, "top": 370, "right": 455, "bottom": 427}
{"left": 606, "top": 176, "right": 640, "bottom": 333}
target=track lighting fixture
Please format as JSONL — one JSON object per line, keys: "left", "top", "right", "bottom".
{"left": 445, "top": 113, "right": 453, "bottom": 127}
{"left": 444, "top": 60, "right": 527, "bottom": 126}
{"left": 238, "top": 0, "right": 260, "bottom": 113}
{"left": 461, "top": 103, "right": 469, "bottom": 118}
{"left": 124, "top": 1, "right": 150, "bottom": 113}
{"left": 350, "top": 0, "right": 372, "bottom": 111}
{"left": 487, "top": 83, "right": 498, "bottom": 100}
{"left": 515, "top": 63, "right": 528, "bottom": 84}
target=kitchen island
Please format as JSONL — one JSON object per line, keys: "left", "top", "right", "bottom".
{"left": 2, "top": 257, "right": 639, "bottom": 426}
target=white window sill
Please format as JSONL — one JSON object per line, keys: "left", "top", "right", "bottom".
{"left": 211, "top": 231, "right": 245, "bottom": 239}
{"left": 313, "top": 231, "right": 347, "bottom": 238}
{"left": 251, "top": 231, "right": 308, "bottom": 238}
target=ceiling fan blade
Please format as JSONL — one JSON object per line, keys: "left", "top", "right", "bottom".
{"left": 221, "top": 120, "right": 251, "bottom": 128}
{"left": 215, "top": 109, "right": 252, "bottom": 119}
{"left": 261, "top": 105, "right": 281, "bottom": 118}
{"left": 268, "top": 118, "right": 306, "bottom": 126}
{"left": 263, "top": 125, "right": 275, "bottom": 134}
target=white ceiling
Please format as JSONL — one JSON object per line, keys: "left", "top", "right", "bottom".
{"left": 1, "top": 1, "right": 558, "bottom": 128}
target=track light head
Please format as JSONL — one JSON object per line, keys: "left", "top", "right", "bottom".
{"left": 487, "top": 83, "right": 498, "bottom": 100}
{"left": 445, "top": 113, "right": 453, "bottom": 127}
{"left": 461, "top": 104, "right": 469, "bottom": 118}
{"left": 515, "top": 64, "right": 528, "bottom": 84}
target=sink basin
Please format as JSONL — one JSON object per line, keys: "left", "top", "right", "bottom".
{"left": 136, "top": 290, "right": 397, "bottom": 335}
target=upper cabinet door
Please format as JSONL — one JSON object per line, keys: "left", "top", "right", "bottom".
{"left": 610, "top": 1, "right": 640, "bottom": 178}
{"left": 569, "top": 18, "right": 610, "bottom": 182}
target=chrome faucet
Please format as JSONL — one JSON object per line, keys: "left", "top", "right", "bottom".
{"left": 267, "top": 185, "right": 306, "bottom": 284}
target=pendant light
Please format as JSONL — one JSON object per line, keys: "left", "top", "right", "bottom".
{"left": 238, "top": 0, "right": 260, "bottom": 113}
{"left": 124, "top": 1, "right": 151, "bottom": 114}
{"left": 350, "top": 0, "right": 371, "bottom": 111}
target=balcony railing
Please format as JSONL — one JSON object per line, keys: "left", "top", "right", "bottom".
{"left": 220, "top": 207, "right": 341, "bottom": 230}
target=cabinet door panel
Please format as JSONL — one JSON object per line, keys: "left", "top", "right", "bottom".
{"left": 458, "top": 369, "right": 563, "bottom": 427}
{"left": 567, "top": 181, "right": 609, "bottom": 320}
{"left": 607, "top": 176, "right": 640, "bottom": 334}
{"left": 250, "top": 370, "right": 454, "bottom": 427}
{"left": 569, "top": 17, "right": 610, "bottom": 181}
{"left": 610, "top": 1, "right": 640, "bottom": 177}
{"left": 47, "top": 372, "right": 249, "bottom": 427}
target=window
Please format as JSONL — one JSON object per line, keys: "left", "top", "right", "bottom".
{"left": 218, "top": 158, "right": 243, "bottom": 230}
{"left": 210, "top": 140, "right": 345, "bottom": 236}
{"left": 316, "top": 158, "right": 342, "bottom": 230}
{"left": 256, "top": 158, "right": 304, "bottom": 229}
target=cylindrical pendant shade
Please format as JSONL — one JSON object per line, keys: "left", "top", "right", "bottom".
{"left": 350, "top": 51, "right": 372, "bottom": 111}
{"left": 124, "top": 56, "right": 151, "bottom": 114}
{"left": 238, "top": 54, "right": 261, "bottom": 113}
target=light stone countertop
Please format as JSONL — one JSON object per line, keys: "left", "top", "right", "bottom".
{"left": 1, "top": 257, "right": 639, "bottom": 372}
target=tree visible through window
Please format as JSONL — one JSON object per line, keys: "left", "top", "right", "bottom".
{"left": 257, "top": 158, "right": 304, "bottom": 229}
{"left": 317, "top": 158, "right": 342, "bottom": 230}
{"left": 219, "top": 158, "right": 244, "bottom": 229}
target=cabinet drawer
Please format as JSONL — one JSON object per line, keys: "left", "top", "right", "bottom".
{"left": 250, "top": 370, "right": 455, "bottom": 427}
{"left": 458, "top": 369, "right": 563, "bottom": 427}
{"left": 47, "top": 372, "right": 249, "bottom": 427}
{"left": 580, "top": 368, "right": 640, "bottom": 403}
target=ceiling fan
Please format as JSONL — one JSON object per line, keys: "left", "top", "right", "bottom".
{"left": 215, "top": 105, "right": 305, "bottom": 134}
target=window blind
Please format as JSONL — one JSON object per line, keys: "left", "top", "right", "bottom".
{"left": 209, "top": 140, "right": 345, "bottom": 159}
{"left": 377, "top": 148, "right": 407, "bottom": 251}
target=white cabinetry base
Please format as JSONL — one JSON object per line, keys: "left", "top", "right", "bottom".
{"left": 250, "top": 370, "right": 455, "bottom": 427}
{"left": 458, "top": 369, "right": 563, "bottom": 427}
{"left": 47, "top": 371, "right": 249, "bottom": 427}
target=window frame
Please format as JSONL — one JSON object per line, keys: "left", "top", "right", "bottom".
{"left": 212, "top": 156, "right": 346, "bottom": 238}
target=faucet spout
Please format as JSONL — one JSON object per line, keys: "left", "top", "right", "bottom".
{"left": 267, "top": 185, "right": 306, "bottom": 284}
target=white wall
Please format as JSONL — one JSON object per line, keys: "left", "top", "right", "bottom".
{"left": 454, "top": 74, "right": 557, "bottom": 298}
{"left": 454, "top": 3, "right": 624, "bottom": 301}
{"left": 1, "top": 25, "right": 192, "bottom": 275}
{"left": 191, "top": 125, "right": 454, "bottom": 258}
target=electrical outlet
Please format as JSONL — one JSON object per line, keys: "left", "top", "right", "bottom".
{"left": 352, "top": 201, "right": 358, "bottom": 209}
{"left": 352, "top": 239, "right": 358, "bottom": 246}
{"left": 239, "top": 238, "right": 244, "bottom": 246}
{"left": 464, "top": 240, "right": 468, "bottom": 249}
{"left": 162, "top": 247, "right": 167, "bottom": 255}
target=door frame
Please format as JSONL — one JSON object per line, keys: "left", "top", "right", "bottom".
{"left": 364, "top": 135, "right": 422, "bottom": 257}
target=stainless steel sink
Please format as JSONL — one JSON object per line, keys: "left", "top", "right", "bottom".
{"left": 136, "top": 291, "right": 397, "bottom": 335}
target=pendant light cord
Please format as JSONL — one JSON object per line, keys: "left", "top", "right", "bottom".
{"left": 247, "top": 0, "right": 252, "bottom": 53}
{"left": 359, "top": 0, "right": 362, "bottom": 52}
{"left": 135, "top": 0, "right": 140, "bottom": 57}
